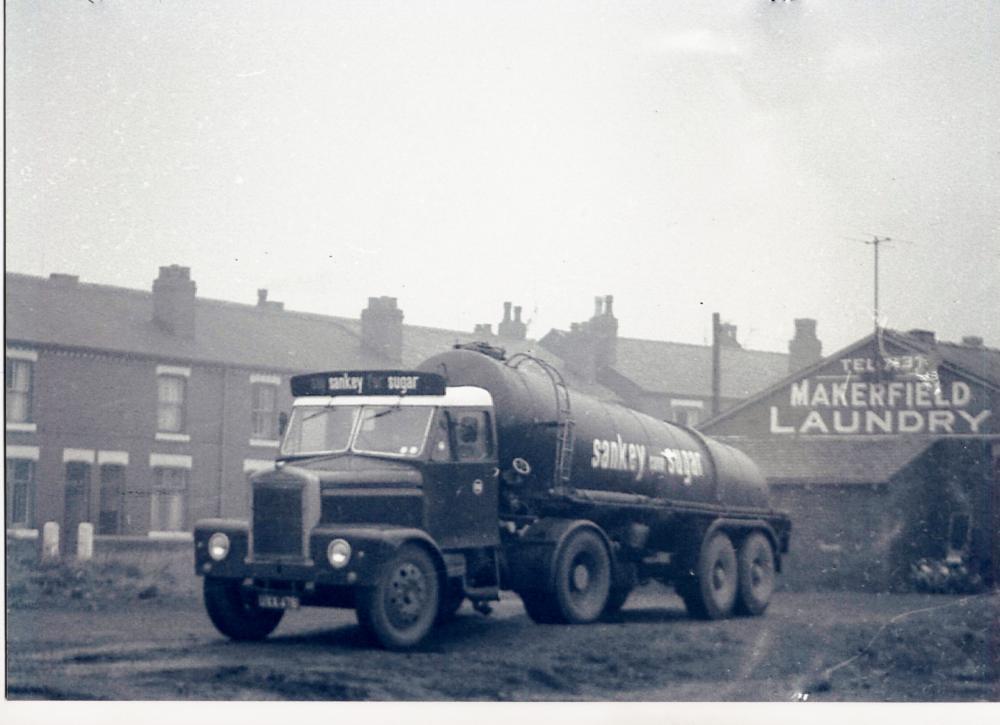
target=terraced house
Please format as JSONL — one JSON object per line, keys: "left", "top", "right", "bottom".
{"left": 6, "top": 266, "right": 800, "bottom": 552}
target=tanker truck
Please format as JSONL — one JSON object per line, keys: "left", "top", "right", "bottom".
{"left": 194, "top": 344, "right": 791, "bottom": 649}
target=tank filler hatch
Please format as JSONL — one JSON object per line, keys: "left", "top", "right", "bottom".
{"left": 505, "top": 353, "right": 575, "bottom": 493}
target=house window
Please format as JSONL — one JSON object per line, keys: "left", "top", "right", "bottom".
{"left": 671, "top": 407, "right": 700, "bottom": 427}
{"left": 98, "top": 464, "right": 126, "bottom": 535}
{"left": 6, "top": 459, "right": 35, "bottom": 527}
{"left": 151, "top": 467, "right": 188, "bottom": 532}
{"left": 157, "top": 375, "right": 186, "bottom": 433}
{"left": 5, "top": 357, "right": 33, "bottom": 423}
{"left": 251, "top": 383, "right": 278, "bottom": 440}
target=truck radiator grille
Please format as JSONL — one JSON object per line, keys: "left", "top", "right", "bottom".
{"left": 253, "top": 485, "right": 303, "bottom": 558}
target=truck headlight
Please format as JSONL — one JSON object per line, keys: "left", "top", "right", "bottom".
{"left": 327, "top": 539, "right": 352, "bottom": 569}
{"left": 208, "top": 532, "right": 230, "bottom": 561}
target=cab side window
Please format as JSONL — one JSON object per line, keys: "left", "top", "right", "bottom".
{"left": 455, "top": 411, "right": 492, "bottom": 462}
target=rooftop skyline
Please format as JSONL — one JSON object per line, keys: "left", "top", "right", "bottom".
{"left": 7, "top": 1, "right": 998, "bottom": 353}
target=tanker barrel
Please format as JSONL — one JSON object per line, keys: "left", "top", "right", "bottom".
{"left": 418, "top": 348, "right": 773, "bottom": 511}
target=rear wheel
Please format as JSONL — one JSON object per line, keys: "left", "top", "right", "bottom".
{"left": 735, "top": 532, "right": 775, "bottom": 616}
{"left": 356, "top": 544, "right": 440, "bottom": 650}
{"left": 203, "top": 578, "right": 283, "bottom": 641}
{"left": 686, "top": 531, "right": 738, "bottom": 620}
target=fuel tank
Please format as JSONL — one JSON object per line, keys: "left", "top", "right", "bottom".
{"left": 418, "top": 348, "right": 770, "bottom": 511}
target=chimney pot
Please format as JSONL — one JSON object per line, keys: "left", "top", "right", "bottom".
{"left": 257, "top": 289, "right": 268, "bottom": 305}
{"left": 604, "top": 295, "right": 614, "bottom": 317}
{"left": 502, "top": 301, "right": 512, "bottom": 322}
{"left": 594, "top": 296, "right": 603, "bottom": 318}
{"left": 794, "top": 318, "right": 817, "bottom": 338}
{"left": 514, "top": 305, "right": 522, "bottom": 322}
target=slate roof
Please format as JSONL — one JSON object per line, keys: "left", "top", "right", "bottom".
{"left": 930, "top": 340, "right": 1000, "bottom": 389}
{"left": 714, "top": 436, "right": 935, "bottom": 485}
{"left": 4, "top": 272, "right": 621, "bottom": 400}
{"left": 610, "top": 336, "right": 789, "bottom": 399}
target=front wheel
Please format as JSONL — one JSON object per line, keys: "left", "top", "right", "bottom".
{"left": 552, "top": 527, "right": 612, "bottom": 624}
{"left": 356, "top": 544, "right": 440, "bottom": 650}
{"left": 203, "top": 578, "right": 284, "bottom": 641}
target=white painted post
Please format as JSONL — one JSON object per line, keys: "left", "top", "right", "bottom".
{"left": 41, "top": 521, "right": 60, "bottom": 561}
{"left": 77, "top": 522, "right": 94, "bottom": 562}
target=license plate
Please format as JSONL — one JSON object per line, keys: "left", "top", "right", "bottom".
{"left": 258, "top": 593, "right": 300, "bottom": 610}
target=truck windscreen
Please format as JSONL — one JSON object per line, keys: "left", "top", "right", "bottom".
{"left": 280, "top": 404, "right": 433, "bottom": 458}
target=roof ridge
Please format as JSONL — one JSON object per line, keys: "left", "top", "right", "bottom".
{"left": 617, "top": 335, "right": 787, "bottom": 357}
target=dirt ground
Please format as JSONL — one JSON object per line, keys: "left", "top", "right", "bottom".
{"left": 5, "top": 583, "right": 998, "bottom": 702}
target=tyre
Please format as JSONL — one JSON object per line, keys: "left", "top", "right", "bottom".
{"left": 436, "top": 578, "right": 465, "bottom": 623}
{"left": 203, "top": 577, "right": 284, "bottom": 641}
{"left": 603, "top": 560, "right": 636, "bottom": 617}
{"left": 519, "top": 587, "right": 561, "bottom": 623}
{"left": 356, "top": 543, "right": 440, "bottom": 650}
{"left": 735, "top": 532, "right": 776, "bottom": 616}
{"left": 551, "top": 527, "right": 612, "bottom": 624}
{"left": 688, "top": 531, "right": 738, "bottom": 620}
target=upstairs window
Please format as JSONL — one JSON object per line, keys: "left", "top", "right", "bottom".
{"left": 6, "top": 357, "right": 33, "bottom": 423}
{"left": 157, "top": 375, "right": 187, "bottom": 433}
{"left": 251, "top": 382, "right": 278, "bottom": 440}
{"left": 669, "top": 400, "right": 703, "bottom": 428}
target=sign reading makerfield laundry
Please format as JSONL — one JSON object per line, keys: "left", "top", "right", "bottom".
{"left": 769, "top": 353, "right": 993, "bottom": 435}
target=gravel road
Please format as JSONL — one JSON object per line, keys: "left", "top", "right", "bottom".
{"left": 6, "top": 586, "right": 998, "bottom": 701}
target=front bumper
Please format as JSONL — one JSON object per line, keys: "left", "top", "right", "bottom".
{"left": 194, "top": 519, "right": 429, "bottom": 588}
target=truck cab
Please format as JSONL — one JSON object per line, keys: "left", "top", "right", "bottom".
{"left": 195, "top": 370, "right": 502, "bottom": 649}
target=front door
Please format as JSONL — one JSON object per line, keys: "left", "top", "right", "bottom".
{"left": 64, "top": 462, "right": 91, "bottom": 555}
{"left": 98, "top": 464, "right": 126, "bottom": 535}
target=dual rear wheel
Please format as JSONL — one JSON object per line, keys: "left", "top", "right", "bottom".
{"left": 680, "top": 530, "right": 775, "bottom": 619}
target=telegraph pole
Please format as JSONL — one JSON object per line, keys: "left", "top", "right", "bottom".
{"left": 866, "top": 235, "right": 889, "bottom": 336}
{"left": 843, "top": 234, "right": 912, "bottom": 337}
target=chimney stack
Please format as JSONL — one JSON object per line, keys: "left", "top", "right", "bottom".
{"left": 788, "top": 318, "right": 822, "bottom": 373}
{"left": 473, "top": 323, "right": 494, "bottom": 336}
{"left": 49, "top": 273, "right": 79, "bottom": 286}
{"left": 718, "top": 322, "right": 741, "bottom": 349}
{"left": 152, "top": 265, "right": 196, "bottom": 337}
{"left": 361, "top": 296, "right": 404, "bottom": 363}
{"left": 586, "top": 293, "right": 619, "bottom": 372}
{"left": 908, "top": 329, "right": 937, "bottom": 347}
{"left": 961, "top": 336, "right": 983, "bottom": 348}
{"left": 256, "top": 288, "right": 284, "bottom": 312}
{"left": 498, "top": 301, "right": 527, "bottom": 340}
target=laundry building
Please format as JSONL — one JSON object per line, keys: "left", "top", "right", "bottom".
{"left": 701, "top": 328, "right": 999, "bottom": 591}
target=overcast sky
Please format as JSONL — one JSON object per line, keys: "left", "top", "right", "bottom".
{"left": 6, "top": 1, "right": 999, "bottom": 354}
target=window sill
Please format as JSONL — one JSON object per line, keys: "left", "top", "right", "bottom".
{"left": 6, "top": 527, "right": 39, "bottom": 540}
{"left": 249, "top": 438, "right": 280, "bottom": 448}
{"left": 147, "top": 531, "right": 193, "bottom": 542}
{"left": 6, "top": 422, "right": 37, "bottom": 433}
{"left": 155, "top": 432, "right": 191, "bottom": 443}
